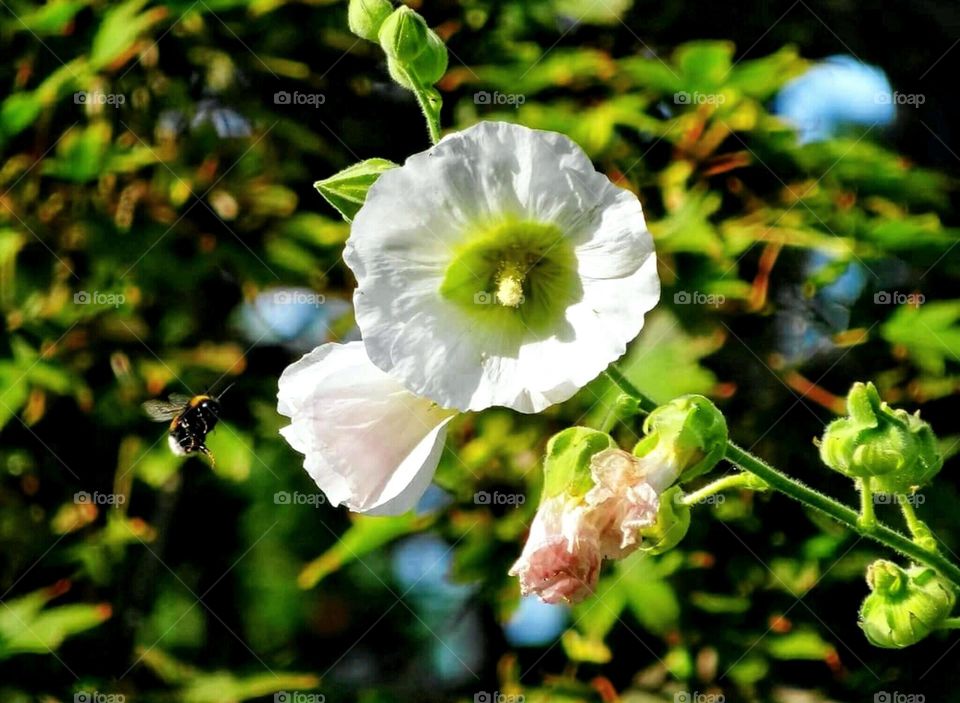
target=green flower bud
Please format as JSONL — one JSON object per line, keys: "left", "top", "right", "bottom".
{"left": 820, "top": 382, "right": 942, "bottom": 492}
{"left": 638, "top": 486, "right": 691, "bottom": 555}
{"left": 348, "top": 0, "right": 393, "bottom": 42}
{"left": 378, "top": 6, "right": 430, "bottom": 64}
{"left": 541, "top": 427, "right": 616, "bottom": 499}
{"left": 410, "top": 28, "right": 448, "bottom": 84}
{"left": 635, "top": 395, "right": 728, "bottom": 483}
{"left": 859, "top": 560, "right": 955, "bottom": 648}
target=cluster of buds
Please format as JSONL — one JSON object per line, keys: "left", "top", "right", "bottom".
{"left": 348, "top": 0, "right": 448, "bottom": 89}
{"left": 819, "top": 382, "right": 941, "bottom": 495}
{"left": 510, "top": 396, "right": 727, "bottom": 604}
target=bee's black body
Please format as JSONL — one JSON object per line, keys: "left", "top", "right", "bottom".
{"left": 168, "top": 395, "right": 221, "bottom": 457}
{"left": 143, "top": 392, "right": 224, "bottom": 462}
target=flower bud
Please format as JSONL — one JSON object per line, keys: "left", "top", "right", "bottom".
{"left": 859, "top": 560, "right": 955, "bottom": 648}
{"left": 638, "top": 486, "right": 691, "bottom": 555}
{"left": 348, "top": 0, "right": 393, "bottom": 42}
{"left": 635, "top": 395, "right": 728, "bottom": 484}
{"left": 378, "top": 6, "right": 430, "bottom": 64}
{"left": 820, "top": 382, "right": 942, "bottom": 492}
{"left": 410, "top": 28, "right": 448, "bottom": 84}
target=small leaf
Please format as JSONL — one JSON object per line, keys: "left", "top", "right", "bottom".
{"left": 314, "top": 158, "right": 397, "bottom": 222}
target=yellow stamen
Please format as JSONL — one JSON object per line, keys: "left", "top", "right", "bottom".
{"left": 495, "top": 260, "right": 526, "bottom": 307}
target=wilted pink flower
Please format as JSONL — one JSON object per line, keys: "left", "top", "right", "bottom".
{"left": 508, "top": 496, "right": 602, "bottom": 604}
{"left": 586, "top": 448, "right": 662, "bottom": 558}
{"left": 511, "top": 448, "right": 675, "bottom": 604}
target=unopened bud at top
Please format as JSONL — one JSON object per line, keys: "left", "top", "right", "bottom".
{"left": 820, "top": 382, "right": 941, "bottom": 493}
{"left": 859, "top": 560, "right": 955, "bottom": 648}
{"left": 379, "top": 6, "right": 448, "bottom": 88}
{"left": 348, "top": 0, "right": 393, "bottom": 42}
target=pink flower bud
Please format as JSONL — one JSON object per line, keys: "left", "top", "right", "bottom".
{"left": 586, "top": 449, "right": 661, "bottom": 558}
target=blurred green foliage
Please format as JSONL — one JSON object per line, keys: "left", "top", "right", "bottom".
{"left": 1, "top": 0, "right": 960, "bottom": 702}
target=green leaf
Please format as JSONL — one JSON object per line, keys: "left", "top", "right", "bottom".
{"left": 298, "top": 513, "right": 433, "bottom": 588}
{"left": 90, "top": 0, "right": 163, "bottom": 69}
{"left": 314, "top": 158, "right": 397, "bottom": 222}
{"left": 766, "top": 628, "right": 834, "bottom": 661}
{"left": 881, "top": 300, "right": 960, "bottom": 375}
{"left": 0, "top": 586, "right": 110, "bottom": 660}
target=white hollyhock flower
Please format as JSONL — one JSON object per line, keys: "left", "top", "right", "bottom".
{"left": 277, "top": 341, "right": 456, "bottom": 515}
{"left": 345, "top": 121, "right": 659, "bottom": 414}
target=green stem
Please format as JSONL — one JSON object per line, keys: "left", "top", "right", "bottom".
{"left": 602, "top": 368, "right": 960, "bottom": 589}
{"left": 859, "top": 478, "right": 877, "bottom": 530}
{"left": 681, "top": 472, "right": 759, "bottom": 506}
{"left": 900, "top": 498, "right": 938, "bottom": 551}
{"left": 936, "top": 617, "right": 960, "bottom": 630}
{"left": 395, "top": 65, "right": 442, "bottom": 144}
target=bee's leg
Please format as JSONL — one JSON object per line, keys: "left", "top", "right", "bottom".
{"left": 199, "top": 444, "right": 216, "bottom": 466}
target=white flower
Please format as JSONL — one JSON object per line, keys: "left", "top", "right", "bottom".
{"left": 345, "top": 121, "right": 659, "bottom": 414}
{"left": 277, "top": 341, "right": 456, "bottom": 515}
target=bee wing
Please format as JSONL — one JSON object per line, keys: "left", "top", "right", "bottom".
{"left": 142, "top": 399, "right": 183, "bottom": 422}
{"left": 167, "top": 393, "right": 194, "bottom": 406}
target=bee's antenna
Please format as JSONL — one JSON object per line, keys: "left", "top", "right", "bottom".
{"left": 214, "top": 382, "right": 236, "bottom": 400}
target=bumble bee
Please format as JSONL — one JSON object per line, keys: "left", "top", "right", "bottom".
{"left": 143, "top": 391, "right": 226, "bottom": 463}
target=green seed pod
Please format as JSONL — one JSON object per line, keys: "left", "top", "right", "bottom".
{"left": 638, "top": 486, "right": 691, "bottom": 555}
{"left": 859, "top": 560, "right": 955, "bottom": 648}
{"left": 348, "top": 0, "right": 394, "bottom": 42}
{"left": 635, "top": 395, "right": 728, "bottom": 483}
{"left": 819, "top": 382, "right": 942, "bottom": 491}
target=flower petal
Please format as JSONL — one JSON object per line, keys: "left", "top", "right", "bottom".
{"left": 345, "top": 121, "right": 659, "bottom": 413}
{"left": 277, "top": 341, "right": 456, "bottom": 514}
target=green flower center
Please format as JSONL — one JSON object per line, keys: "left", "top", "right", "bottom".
{"left": 439, "top": 219, "right": 581, "bottom": 334}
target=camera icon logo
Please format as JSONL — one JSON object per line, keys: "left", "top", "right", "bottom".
{"left": 274, "top": 91, "right": 292, "bottom": 105}
{"left": 474, "top": 91, "right": 492, "bottom": 105}
{"left": 673, "top": 291, "right": 691, "bottom": 304}
{"left": 74, "top": 694, "right": 91, "bottom": 703}
{"left": 274, "top": 492, "right": 291, "bottom": 505}
{"left": 474, "top": 491, "right": 491, "bottom": 505}
{"left": 474, "top": 694, "right": 492, "bottom": 703}
{"left": 74, "top": 491, "right": 92, "bottom": 504}
{"left": 674, "top": 91, "right": 691, "bottom": 104}
{"left": 74, "top": 291, "right": 91, "bottom": 304}
{"left": 474, "top": 291, "right": 492, "bottom": 305}
{"left": 874, "top": 291, "right": 891, "bottom": 304}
